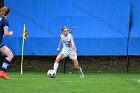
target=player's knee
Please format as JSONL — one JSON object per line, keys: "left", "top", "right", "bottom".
{"left": 8, "top": 53, "right": 14, "bottom": 61}
{"left": 11, "top": 53, "right": 14, "bottom": 59}
{"left": 55, "top": 57, "right": 60, "bottom": 63}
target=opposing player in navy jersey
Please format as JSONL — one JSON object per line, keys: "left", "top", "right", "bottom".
{"left": 0, "top": 6, "right": 14, "bottom": 80}
{"left": 53, "top": 26, "right": 84, "bottom": 78}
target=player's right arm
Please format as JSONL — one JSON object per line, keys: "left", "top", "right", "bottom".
{"left": 4, "top": 26, "right": 13, "bottom": 36}
{"left": 57, "top": 37, "right": 62, "bottom": 51}
{"left": 3, "top": 19, "right": 13, "bottom": 36}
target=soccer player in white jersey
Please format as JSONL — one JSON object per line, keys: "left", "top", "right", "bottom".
{"left": 53, "top": 26, "right": 84, "bottom": 78}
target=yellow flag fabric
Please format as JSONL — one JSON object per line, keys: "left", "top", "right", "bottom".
{"left": 23, "top": 24, "right": 28, "bottom": 39}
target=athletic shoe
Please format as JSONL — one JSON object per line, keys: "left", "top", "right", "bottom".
{"left": 0, "top": 71, "right": 9, "bottom": 80}
{"left": 80, "top": 73, "right": 84, "bottom": 78}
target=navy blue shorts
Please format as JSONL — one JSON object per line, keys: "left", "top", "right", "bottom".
{"left": 0, "top": 43, "right": 4, "bottom": 48}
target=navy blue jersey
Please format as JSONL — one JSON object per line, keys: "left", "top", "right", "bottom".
{"left": 0, "top": 17, "right": 9, "bottom": 43}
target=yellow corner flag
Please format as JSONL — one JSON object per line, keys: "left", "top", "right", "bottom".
{"left": 23, "top": 24, "right": 28, "bottom": 39}
{"left": 21, "top": 24, "right": 28, "bottom": 75}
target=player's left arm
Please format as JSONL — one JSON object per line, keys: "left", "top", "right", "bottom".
{"left": 70, "top": 36, "right": 75, "bottom": 56}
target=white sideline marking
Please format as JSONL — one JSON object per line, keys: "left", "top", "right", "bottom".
{"left": 10, "top": 77, "right": 48, "bottom": 80}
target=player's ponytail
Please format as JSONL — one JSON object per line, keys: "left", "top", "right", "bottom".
{"left": 0, "top": 8, "right": 2, "bottom": 16}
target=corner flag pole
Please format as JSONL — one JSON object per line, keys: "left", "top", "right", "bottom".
{"left": 21, "top": 24, "right": 28, "bottom": 74}
{"left": 21, "top": 32, "right": 25, "bottom": 74}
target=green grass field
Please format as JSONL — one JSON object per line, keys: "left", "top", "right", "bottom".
{"left": 0, "top": 72, "right": 140, "bottom": 93}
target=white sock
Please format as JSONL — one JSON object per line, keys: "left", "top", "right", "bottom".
{"left": 79, "top": 67, "right": 84, "bottom": 74}
{"left": 53, "top": 63, "right": 59, "bottom": 72}
{"left": 2, "top": 62, "right": 9, "bottom": 69}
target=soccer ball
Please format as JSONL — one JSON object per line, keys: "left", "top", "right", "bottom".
{"left": 47, "top": 70, "right": 56, "bottom": 78}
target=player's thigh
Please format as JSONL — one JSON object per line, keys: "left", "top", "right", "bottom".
{"left": 72, "top": 59, "right": 79, "bottom": 66}
{"left": 70, "top": 54, "right": 79, "bottom": 67}
{"left": 0, "top": 46, "right": 13, "bottom": 57}
{"left": 69, "top": 51, "right": 77, "bottom": 60}
{"left": 56, "top": 53, "right": 65, "bottom": 61}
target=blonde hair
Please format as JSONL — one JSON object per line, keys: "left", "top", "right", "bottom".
{"left": 62, "top": 26, "right": 68, "bottom": 31}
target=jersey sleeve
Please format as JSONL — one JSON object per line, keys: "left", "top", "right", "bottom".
{"left": 2, "top": 18, "right": 9, "bottom": 28}
{"left": 60, "top": 34, "right": 63, "bottom": 38}
{"left": 3, "top": 20, "right": 9, "bottom": 27}
{"left": 69, "top": 33, "right": 73, "bottom": 38}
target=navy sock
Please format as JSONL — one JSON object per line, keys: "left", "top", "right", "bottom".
{"left": 2, "top": 59, "right": 10, "bottom": 72}
{"left": 0, "top": 68, "right": 3, "bottom": 71}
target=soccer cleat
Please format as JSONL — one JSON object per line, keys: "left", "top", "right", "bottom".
{"left": 79, "top": 67, "right": 84, "bottom": 78}
{"left": 80, "top": 73, "right": 84, "bottom": 78}
{"left": 0, "top": 71, "right": 9, "bottom": 80}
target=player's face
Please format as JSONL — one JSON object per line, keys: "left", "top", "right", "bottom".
{"left": 63, "top": 28, "right": 68, "bottom": 36}
{"left": 5, "top": 13, "right": 9, "bottom": 19}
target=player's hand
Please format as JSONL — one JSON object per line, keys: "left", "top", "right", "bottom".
{"left": 9, "top": 31, "right": 13, "bottom": 35}
{"left": 57, "top": 48, "right": 60, "bottom": 51}
{"left": 71, "top": 51, "right": 75, "bottom": 57}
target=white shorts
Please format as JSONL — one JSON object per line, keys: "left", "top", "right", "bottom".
{"left": 61, "top": 48, "right": 77, "bottom": 59}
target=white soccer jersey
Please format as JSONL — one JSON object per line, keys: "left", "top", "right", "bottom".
{"left": 60, "top": 33, "right": 77, "bottom": 59}
{"left": 61, "top": 33, "right": 73, "bottom": 50}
